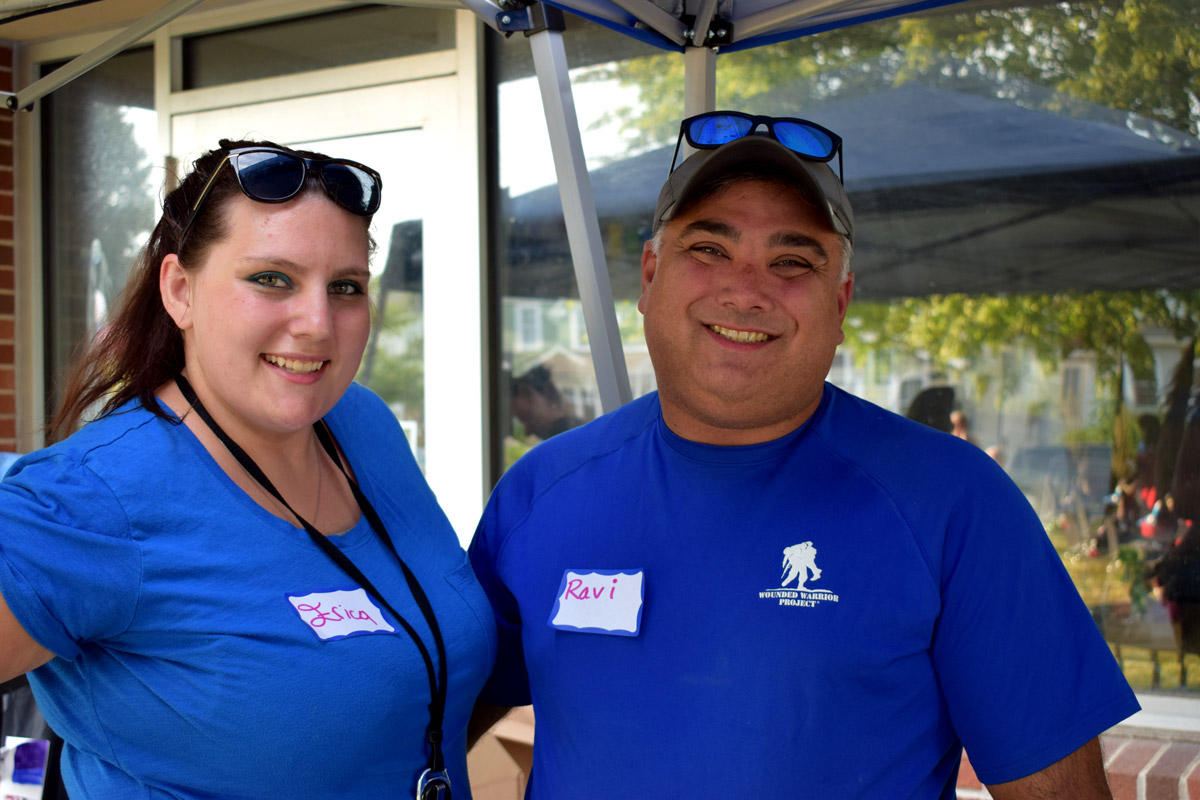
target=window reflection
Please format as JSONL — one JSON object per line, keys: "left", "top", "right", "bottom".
{"left": 491, "top": 0, "right": 1200, "bottom": 692}
{"left": 181, "top": 6, "right": 456, "bottom": 90}
{"left": 42, "top": 48, "right": 157, "bottom": 421}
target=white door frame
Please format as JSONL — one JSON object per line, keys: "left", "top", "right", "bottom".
{"left": 166, "top": 12, "right": 488, "bottom": 542}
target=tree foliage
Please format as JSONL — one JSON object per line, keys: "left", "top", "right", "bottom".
{"left": 591, "top": 0, "right": 1199, "bottom": 145}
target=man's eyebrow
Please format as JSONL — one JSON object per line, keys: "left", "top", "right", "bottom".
{"left": 768, "top": 232, "right": 828, "bottom": 256}
{"left": 679, "top": 219, "right": 739, "bottom": 240}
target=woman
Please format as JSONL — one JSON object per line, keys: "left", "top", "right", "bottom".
{"left": 0, "top": 140, "right": 495, "bottom": 798}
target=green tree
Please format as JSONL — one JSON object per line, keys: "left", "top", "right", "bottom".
{"left": 357, "top": 289, "right": 425, "bottom": 429}
{"left": 844, "top": 289, "right": 1200, "bottom": 477}
{"left": 592, "top": 0, "right": 1199, "bottom": 145}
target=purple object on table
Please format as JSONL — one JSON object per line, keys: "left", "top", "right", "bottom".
{"left": 11, "top": 738, "right": 48, "bottom": 785}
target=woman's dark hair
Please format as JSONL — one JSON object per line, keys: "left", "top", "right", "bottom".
{"left": 48, "top": 138, "right": 372, "bottom": 442}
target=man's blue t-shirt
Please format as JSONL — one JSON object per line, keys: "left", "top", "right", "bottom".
{"left": 469, "top": 384, "right": 1138, "bottom": 798}
{"left": 0, "top": 383, "right": 496, "bottom": 799}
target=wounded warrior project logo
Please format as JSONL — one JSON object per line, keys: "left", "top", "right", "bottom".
{"left": 759, "top": 542, "right": 840, "bottom": 608}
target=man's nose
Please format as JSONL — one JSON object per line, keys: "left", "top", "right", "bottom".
{"left": 717, "top": 262, "right": 773, "bottom": 312}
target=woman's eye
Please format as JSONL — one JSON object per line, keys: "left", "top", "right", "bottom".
{"left": 248, "top": 272, "right": 291, "bottom": 288}
{"left": 330, "top": 280, "right": 365, "bottom": 296}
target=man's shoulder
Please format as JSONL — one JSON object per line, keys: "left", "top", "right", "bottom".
{"left": 498, "top": 393, "right": 660, "bottom": 491}
{"left": 817, "top": 383, "right": 1002, "bottom": 484}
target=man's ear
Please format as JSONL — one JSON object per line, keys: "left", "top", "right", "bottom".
{"left": 837, "top": 272, "right": 855, "bottom": 323}
{"left": 159, "top": 254, "right": 194, "bottom": 331}
{"left": 638, "top": 239, "right": 658, "bottom": 314}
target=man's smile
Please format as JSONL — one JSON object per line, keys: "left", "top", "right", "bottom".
{"left": 708, "top": 324, "right": 772, "bottom": 343}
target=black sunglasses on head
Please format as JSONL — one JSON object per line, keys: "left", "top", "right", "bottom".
{"left": 671, "top": 111, "right": 844, "bottom": 182}
{"left": 179, "top": 146, "right": 383, "bottom": 245}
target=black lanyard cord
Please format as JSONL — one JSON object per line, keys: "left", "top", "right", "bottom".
{"left": 173, "top": 375, "right": 448, "bottom": 774}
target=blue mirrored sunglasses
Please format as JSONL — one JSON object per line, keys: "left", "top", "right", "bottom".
{"left": 179, "top": 147, "right": 382, "bottom": 247}
{"left": 671, "top": 111, "right": 844, "bottom": 182}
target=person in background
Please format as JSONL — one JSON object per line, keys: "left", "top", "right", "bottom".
{"left": 510, "top": 365, "right": 581, "bottom": 441}
{"left": 0, "top": 139, "right": 494, "bottom": 799}
{"left": 950, "top": 410, "right": 978, "bottom": 445}
{"left": 467, "top": 111, "right": 1138, "bottom": 798}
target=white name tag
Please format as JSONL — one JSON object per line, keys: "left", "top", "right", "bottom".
{"left": 287, "top": 588, "right": 397, "bottom": 641}
{"left": 548, "top": 569, "right": 644, "bottom": 636}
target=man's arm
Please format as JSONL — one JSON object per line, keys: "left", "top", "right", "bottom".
{"left": 986, "top": 738, "right": 1112, "bottom": 800}
{"left": 0, "top": 589, "right": 53, "bottom": 683}
{"left": 467, "top": 702, "right": 513, "bottom": 750}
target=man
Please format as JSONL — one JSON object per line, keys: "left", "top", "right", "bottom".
{"left": 468, "top": 112, "right": 1139, "bottom": 797}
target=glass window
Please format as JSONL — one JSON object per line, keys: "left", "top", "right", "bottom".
{"left": 182, "top": 5, "right": 457, "bottom": 89}
{"left": 491, "top": 23, "right": 665, "bottom": 461}
{"left": 491, "top": 1, "right": 1200, "bottom": 696}
{"left": 41, "top": 47, "right": 158, "bottom": 421}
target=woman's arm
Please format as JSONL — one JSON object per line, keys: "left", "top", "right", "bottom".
{"left": 467, "top": 702, "right": 512, "bottom": 750}
{"left": 0, "top": 589, "right": 53, "bottom": 683}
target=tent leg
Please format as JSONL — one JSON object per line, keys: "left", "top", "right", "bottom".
{"left": 683, "top": 46, "right": 716, "bottom": 118}
{"left": 528, "top": 27, "right": 633, "bottom": 413}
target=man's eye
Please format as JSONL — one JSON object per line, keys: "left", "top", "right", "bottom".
{"left": 774, "top": 259, "right": 814, "bottom": 272}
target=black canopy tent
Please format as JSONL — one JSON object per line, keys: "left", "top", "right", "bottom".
{"left": 502, "top": 80, "right": 1200, "bottom": 302}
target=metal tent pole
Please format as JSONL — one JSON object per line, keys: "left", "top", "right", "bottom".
{"left": 527, "top": 23, "right": 633, "bottom": 413}
{"left": 4, "top": 0, "right": 207, "bottom": 111}
{"left": 683, "top": 44, "right": 717, "bottom": 118}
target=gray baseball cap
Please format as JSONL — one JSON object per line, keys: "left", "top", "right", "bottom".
{"left": 653, "top": 135, "right": 853, "bottom": 242}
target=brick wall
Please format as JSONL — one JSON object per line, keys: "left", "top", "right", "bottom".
{"left": 0, "top": 40, "right": 13, "bottom": 451}
{"left": 956, "top": 733, "right": 1200, "bottom": 800}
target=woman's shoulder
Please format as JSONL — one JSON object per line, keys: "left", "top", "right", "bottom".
{"left": 330, "top": 382, "right": 391, "bottom": 422}
{"left": 26, "top": 401, "right": 168, "bottom": 465}
{"left": 6, "top": 400, "right": 185, "bottom": 496}
{"left": 325, "top": 383, "right": 415, "bottom": 464}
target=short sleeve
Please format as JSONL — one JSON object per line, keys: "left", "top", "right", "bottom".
{"left": 0, "top": 453, "right": 142, "bottom": 659}
{"left": 930, "top": 467, "right": 1138, "bottom": 783}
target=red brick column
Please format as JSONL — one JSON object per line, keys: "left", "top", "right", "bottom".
{"left": 0, "top": 40, "right": 15, "bottom": 452}
{"left": 958, "top": 734, "right": 1200, "bottom": 799}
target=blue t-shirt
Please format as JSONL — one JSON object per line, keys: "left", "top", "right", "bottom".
{"left": 469, "top": 384, "right": 1139, "bottom": 798}
{"left": 0, "top": 383, "right": 496, "bottom": 799}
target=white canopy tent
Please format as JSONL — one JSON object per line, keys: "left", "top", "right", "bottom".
{"left": 2, "top": 0, "right": 980, "bottom": 415}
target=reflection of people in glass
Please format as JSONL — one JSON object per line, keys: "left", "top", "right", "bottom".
{"left": 469, "top": 112, "right": 1136, "bottom": 796}
{"left": 0, "top": 140, "right": 491, "bottom": 798}
{"left": 1146, "top": 521, "right": 1200, "bottom": 666}
{"left": 904, "top": 385, "right": 954, "bottom": 433}
{"left": 950, "top": 410, "right": 978, "bottom": 445}
{"left": 1143, "top": 378, "right": 1200, "bottom": 670}
{"left": 511, "top": 365, "right": 581, "bottom": 440}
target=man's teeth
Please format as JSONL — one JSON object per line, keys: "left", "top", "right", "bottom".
{"left": 264, "top": 355, "right": 325, "bottom": 374}
{"left": 710, "top": 325, "right": 769, "bottom": 343}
